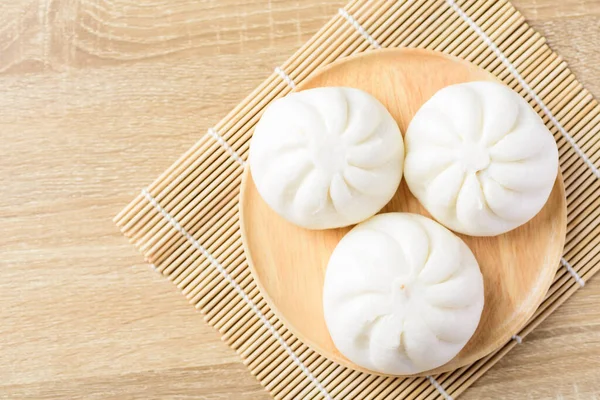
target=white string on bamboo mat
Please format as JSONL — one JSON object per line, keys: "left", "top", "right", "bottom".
{"left": 274, "top": 66, "right": 296, "bottom": 89}
{"left": 141, "top": 188, "right": 332, "bottom": 400}
{"left": 512, "top": 335, "right": 523, "bottom": 344}
{"left": 561, "top": 258, "right": 586, "bottom": 287}
{"left": 428, "top": 376, "right": 454, "bottom": 400}
{"left": 338, "top": 8, "right": 382, "bottom": 49}
{"left": 207, "top": 128, "right": 246, "bottom": 166}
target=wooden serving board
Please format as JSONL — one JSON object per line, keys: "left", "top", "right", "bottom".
{"left": 239, "top": 49, "right": 567, "bottom": 376}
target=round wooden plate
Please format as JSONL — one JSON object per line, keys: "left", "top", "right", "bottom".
{"left": 239, "top": 49, "right": 567, "bottom": 376}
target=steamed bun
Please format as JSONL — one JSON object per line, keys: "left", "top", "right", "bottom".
{"left": 404, "top": 81, "right": 559, "bottom": 236}
{"left": 323, "top": 213, "right": 484, "bottom": 374}
{"left": 250, "top": 87, "right": 404, "bottom": 229}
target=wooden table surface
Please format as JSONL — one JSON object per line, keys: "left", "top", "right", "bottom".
{"left": 1, "top": 1, "right": 599, "bottom": 399}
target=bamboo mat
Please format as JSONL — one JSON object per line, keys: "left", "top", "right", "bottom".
{"left": 114, "top": 0, "right": 600, "bottom": 398}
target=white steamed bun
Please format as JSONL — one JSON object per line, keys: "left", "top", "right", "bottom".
{"left": 404, "top": 81, "right": 559, "bottom": 236}
{"left": 250, "top": 87, "right": 404, "bottom": 230}
{"left": 323, "top": 213, "right": 484, "bottom": 375}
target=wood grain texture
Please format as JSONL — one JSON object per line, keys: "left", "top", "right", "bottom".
{"left": 0, "top": 0, "right": 598, "bottom": 399}
{"left": 240, "top": 48, "right": 567, "bottom": 376}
